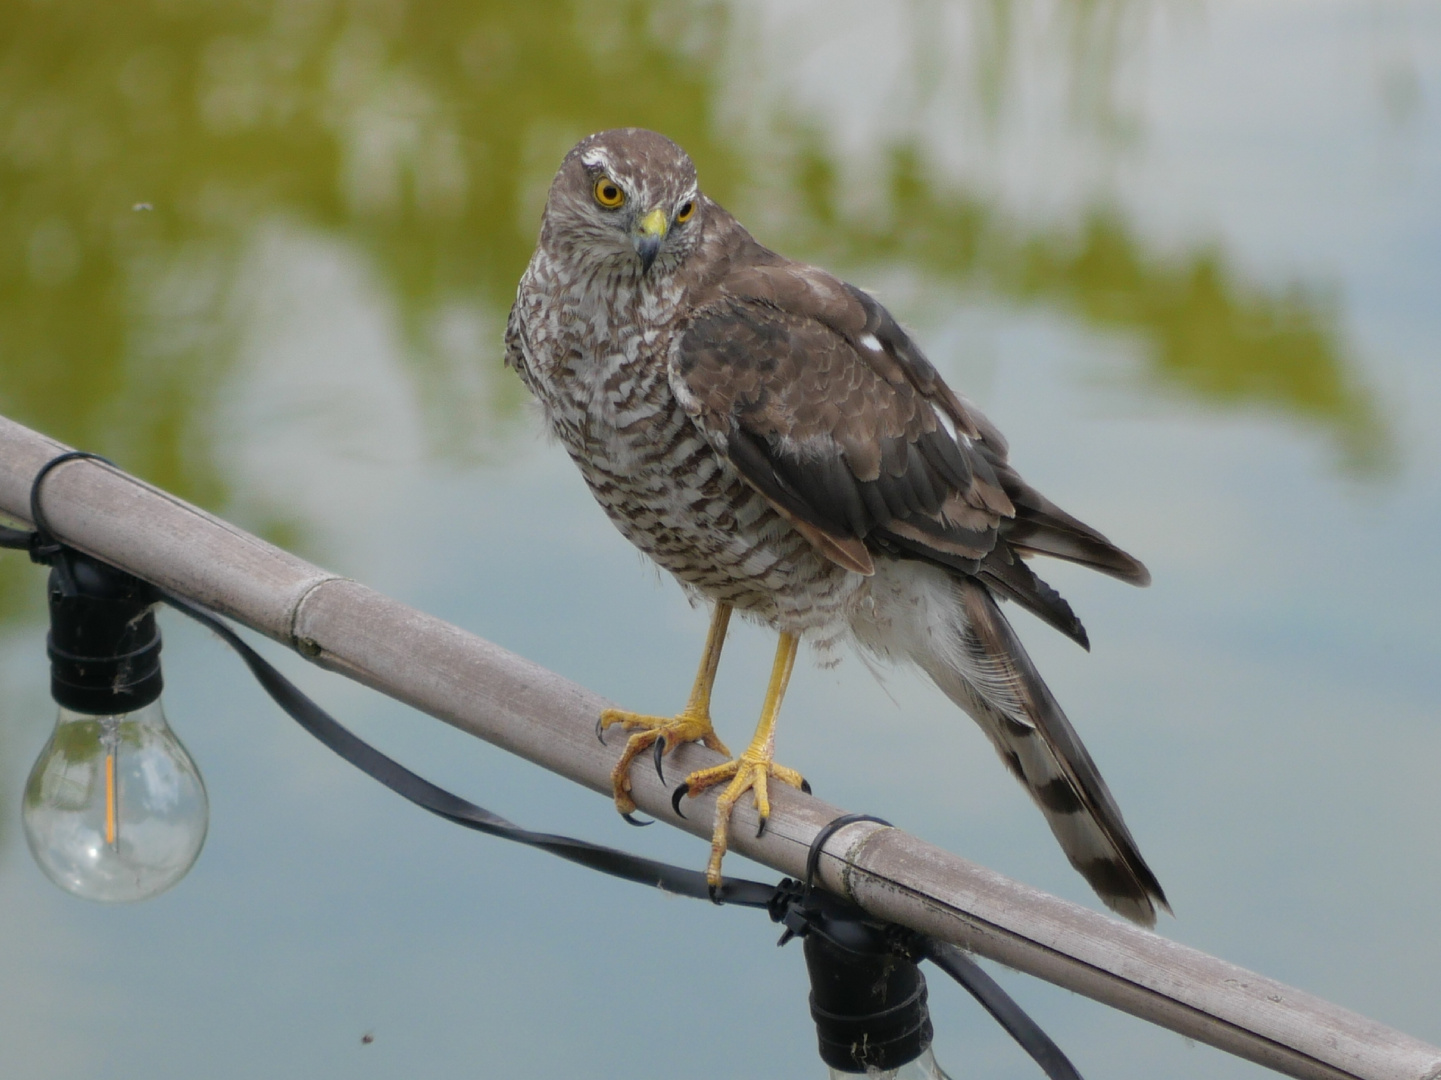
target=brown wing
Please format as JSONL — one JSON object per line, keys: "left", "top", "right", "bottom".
{"left": 671, "top": 264, "right": 1146, "bottom": 647}
{"left": 805, "top": 269, "right": 1150, "bottom": 590}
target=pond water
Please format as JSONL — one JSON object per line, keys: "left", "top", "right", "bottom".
{"left": 1, "top": 2, "right": 1438, "bottom": 1077}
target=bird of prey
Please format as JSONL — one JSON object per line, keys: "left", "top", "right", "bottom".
{"left": 506, "top": 128, "right": 1167, "bottom": 925}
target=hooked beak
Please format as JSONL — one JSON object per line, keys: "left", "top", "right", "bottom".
{"left": 634, "top": 207, "right": 667, "bottom": 274}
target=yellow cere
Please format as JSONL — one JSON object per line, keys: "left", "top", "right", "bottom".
{"left": 638, "top": 207, "right": 668, "bottom": 238}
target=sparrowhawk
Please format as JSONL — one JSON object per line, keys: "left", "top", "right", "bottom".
{"left": 506, "top": 128, "right": 1167, "bottom": 925}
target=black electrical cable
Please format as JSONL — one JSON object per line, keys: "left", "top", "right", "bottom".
{"left": 160, "top": 590, "right": 779, "bottom": 908}
{"left": 9, "top": 450, "right": 1085, "bottom": 1080}
{"left": 922, "top": 941, "right": 1083, "bottom": 1080}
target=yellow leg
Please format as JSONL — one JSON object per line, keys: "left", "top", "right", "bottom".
{"left": 680, "top": 631, "right": 806, "bottom": 887}
{"left": 598, "top": 602, "right": 733, "bottom": 817}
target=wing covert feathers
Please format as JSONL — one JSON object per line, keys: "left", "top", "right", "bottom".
{"left": 675, "top": 293, "right": 1013, "bottom": 578}
{"left": 671, "top": 258, "right": 1148, "bottom": 604}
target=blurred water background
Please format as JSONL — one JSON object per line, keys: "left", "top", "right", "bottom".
{"left": 1, "top": 1, "right": 1438, "bottom": 1077}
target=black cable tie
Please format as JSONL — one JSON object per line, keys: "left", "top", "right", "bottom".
{"left": 27, "top": 451, "right": 116, "bottom": 567}
{"left": 767, "top": 814, "right": 893, "bottom": 948}
{"left": 803, "top": 812, "right": 891, "bottom": 904}
{"left": 14, "top": 451, "right": 119, "bottom": 596}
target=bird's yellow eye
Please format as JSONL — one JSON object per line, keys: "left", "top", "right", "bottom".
{"left": 593, "top": 176, "right": 626, "bottom": 209}
{"left": 676, "top": 200, "right": 695, "bottom": 224}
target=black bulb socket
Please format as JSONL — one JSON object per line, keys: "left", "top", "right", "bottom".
{"left": 804, "top": 926, "right": 933, "bottom": 1074}
{"left": 46, "top": 554, "right": 162, "bottom": 715}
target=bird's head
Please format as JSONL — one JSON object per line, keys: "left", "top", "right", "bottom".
{"left": 541, "top": 128, "right": 704, "bottom": 277}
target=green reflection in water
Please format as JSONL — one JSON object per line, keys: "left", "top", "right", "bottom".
{"left": 785, "top": 144, "right": 1384, "bottom": 469}
{"left": 0, "top": 0, "right": 740, "bottom": 489}
{"left": 0, "top": 0, "right": 739, "bottom": 621}
{"left": 0, "top": 0, "right": 1382, "bottom": 634}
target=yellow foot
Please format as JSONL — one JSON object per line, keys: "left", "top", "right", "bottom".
{"left": 598, "top": 707, "right": 731, "bottom": 819}
{"left": 676, "top": 749, "right": 809, "bottom": 888}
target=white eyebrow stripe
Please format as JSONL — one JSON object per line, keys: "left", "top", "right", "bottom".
{"left": 581, "top": 149, "right": 612, "bottom": 170}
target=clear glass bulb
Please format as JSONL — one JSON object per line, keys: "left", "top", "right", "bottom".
{"left": 827, "top": 1046, "right": 953, "bottom": 1080}
{"left": 22, "top": 699, "right": 208, "bottom": 902}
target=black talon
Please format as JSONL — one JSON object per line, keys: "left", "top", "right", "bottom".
{"left": 671, "top": 782, "right": 690, "bottom": 819}
{"left": 652, "top": 736, "right": 667, "bottom": 783}
{"left": 595, "top": 715, "right": 607, "bottom": 744}
{"left": 800, "top": 778, "right": 812, "bottom": 795}
{"left": 707, "top": 883, "right": 723, "bottom": 905}
{"left": 621, "top": 812, "right": 653, "bottom": 827}
{"left": 756, "top": 813, "right": 769, "bottom": 839}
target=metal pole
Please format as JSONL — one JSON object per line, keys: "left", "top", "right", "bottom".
{"left": 0, "top": 412, "right": 1436, "bottom": 1080}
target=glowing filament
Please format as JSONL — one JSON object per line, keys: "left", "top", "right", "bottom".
{"left": 105, "top": 750, "right": 117, "bottom": 848}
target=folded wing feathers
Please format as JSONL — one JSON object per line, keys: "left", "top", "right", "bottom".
{"left": 998, "top": 469, "right": 1152, "bottom": 586}
{"left": 978, "top": 549, "right": 1090, "bottom": 650}
{"left": 685, "top": 290, "right": 1149, "bottom": 600}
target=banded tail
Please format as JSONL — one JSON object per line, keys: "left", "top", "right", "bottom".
{"left": 852, "top": 559, "right": 1169, "bottom": 926}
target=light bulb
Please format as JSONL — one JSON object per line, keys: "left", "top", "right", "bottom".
{"left": 22, "top": 697, "right": 208, "bottom": 902}
{"left": 20, "top": 553, "right": 208, "bottom": 902}
{"left": 826, "top": 1045, "right": 953, "bottom": 1079}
